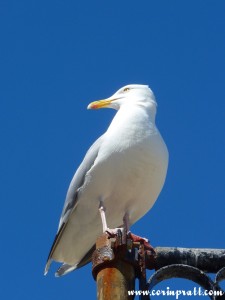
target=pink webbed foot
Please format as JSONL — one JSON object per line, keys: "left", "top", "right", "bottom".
{"left": 128, "top": 233, "right": 155, "bottom": 253}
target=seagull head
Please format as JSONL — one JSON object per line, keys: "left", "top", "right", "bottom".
{"left": 87, "top": 84, "right": 157, "bottom": 111}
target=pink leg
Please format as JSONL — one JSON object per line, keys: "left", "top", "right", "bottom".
{"left": 123, "top": 212, "right": 130, "bottom": 234}
{"left": 99, "top": 204, "right": 108, "bottom": 233}
{"left": 99, "top": 202, "right": 122, "bottom": 235}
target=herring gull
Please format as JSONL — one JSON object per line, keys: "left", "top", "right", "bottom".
{"left": 45, "top": 84, "right": 169, "bottom": 276}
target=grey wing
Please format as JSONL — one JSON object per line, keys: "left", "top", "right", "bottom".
{"left": 58, "top": 134, "right": 105, "bottom": 229}
{"left": 44, "top": 134, "right": 104, "bottom": 275}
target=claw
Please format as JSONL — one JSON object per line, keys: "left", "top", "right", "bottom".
{"left": 106, "top": 227, "right": 124, "bottom": 238}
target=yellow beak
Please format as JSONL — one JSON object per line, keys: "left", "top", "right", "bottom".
{"left": 87, "top": 98, "right": 113, "bottom": 110}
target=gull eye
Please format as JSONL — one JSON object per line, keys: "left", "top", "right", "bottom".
{"left": 123, "top": 87, "right": 130, "bottom": 92}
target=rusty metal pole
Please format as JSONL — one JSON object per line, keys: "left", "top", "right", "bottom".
{"left": 96, "top": 260, "right": 135, "bottom": 300}
{"left": 92, "top": 232, "right": 136, "bottom": 300}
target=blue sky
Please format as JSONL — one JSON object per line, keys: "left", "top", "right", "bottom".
{"left": 1, "top": 0, "right": 225, "bottom": 299}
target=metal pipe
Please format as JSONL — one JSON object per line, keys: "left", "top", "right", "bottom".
{"left": 154, "top": 247, "right": 225, "bottom": 273}
{"left": 96, "top": 260, "right": 135, "bottom": 300}
{"left": 93, "top": 232, "right": 136, "bottom": 300}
